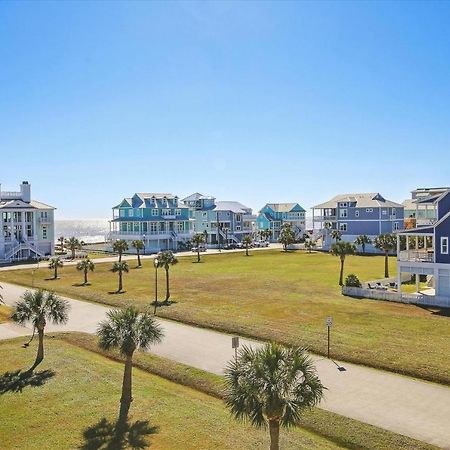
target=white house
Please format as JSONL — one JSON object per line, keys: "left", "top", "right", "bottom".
{"left": 0, "top": 181, "right": 55, "bottom": 262}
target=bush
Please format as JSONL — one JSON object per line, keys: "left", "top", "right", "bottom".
{"left": 345, "top": 274, "right": 362, "bottom": 287}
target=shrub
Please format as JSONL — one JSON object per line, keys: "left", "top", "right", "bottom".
{"left": 345, "top": 274, "right": 362, "bottom": 288}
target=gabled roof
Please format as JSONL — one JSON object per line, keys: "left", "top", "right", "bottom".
{"left": 264, "top": 203, "right": 305, "bottom": 213}
{"left": 182, "top": 192, "right": 215, "bottom": 202}
{"left": 313, "top": 193, "right": 403, "bottom": 209}
{"left": 215, "top": 201, "right": 251, "bottom": 214}
{"left": 0, "top": 199, "right": 55, "bottom": 210}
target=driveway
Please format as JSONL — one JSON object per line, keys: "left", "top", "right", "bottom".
{"left": 1, "top": 282, "right": 449, "bottom": 448}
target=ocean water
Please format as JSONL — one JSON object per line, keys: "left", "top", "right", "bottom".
{"left": 55, "top": 219, "right": 109, "bottom": 243}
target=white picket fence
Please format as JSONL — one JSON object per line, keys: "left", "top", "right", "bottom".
{"left": 342, "top": 286, "right": 450, "bottom": 308}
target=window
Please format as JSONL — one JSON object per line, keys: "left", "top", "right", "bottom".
{"left": 177, "top": 222, "right": 184, "bottom": 232}
{"left": 161, "top": 209, "right": 171, "bottom": 216}
{"left": 339, "top": 202, "right": 348, "bottom": 207}
{"left": 42, "top": 226, "right": 47, "bottom": 239}
{"left": 394, "top": 222, "right": 399, "bottom": 231}
{"left": 150, "top": 222, "right": 158, "bottom": 232}
{"left": 236, "top": 225, "right": 241, "bottom": 231}
{"left": 392, "top": 208, "right": 396, "bottom": 216}
{"left": 129, "top": 209, "right": 133, "bottom": 217}
{"left": 202, "top": 212, "right": 207, "bottom": 218}
{"left": 366, "top": 208, "right": 373, "bottom": 213}
{"left": 175, "top": 209, "right": 181, "bottom": 216}
{"left": 236, "top": 214, "right": 242, "bottom": 222}
{"left": 339, "top": 209, "right": 348, "bottom": 218}
{"left": 441, "top": 237, "right": 449, "bottom": 254}
{"left": 119, "top": 209, "right": 125, "bottom": 217}
{"left": 151, "top": 209, "right": 158, "bottom": 216}
{"left": 339, "top": 223, "right": 347, "bottom": 232}
{"left": 355, "top": 211, "right": 359, "bottom": 218}
{"left": 382, "top": 210, "right": 387, "bottom": 215}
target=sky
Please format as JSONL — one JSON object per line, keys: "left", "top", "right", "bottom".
{"left": 1, "top": 1, "right": 450, "bottom": 219}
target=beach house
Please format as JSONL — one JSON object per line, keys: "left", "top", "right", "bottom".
{"left": 0, "top": 181, "right": 55, "bottom": 262}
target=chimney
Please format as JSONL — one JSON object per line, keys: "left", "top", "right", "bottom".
{"left": 20, "top": 181, "right": 31, "bottom": 203}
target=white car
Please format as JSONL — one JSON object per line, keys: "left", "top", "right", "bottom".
{"left": 191, "top": 246, "right": 207, "bottom": 252}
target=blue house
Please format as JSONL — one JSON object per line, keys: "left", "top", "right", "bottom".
{"left": 182, "top": 193, "right": 255, "bottom": 247}
{"left": 397, "top": 188, "right": 450, "bottom": 307}
{"left": 109, "top": 192, "right": 193, "bottom": 252}
{"left": 256, "top": 203, "right": 306, "bottom": 241}
{"left": 312, "top": 193, "right": 404, "bottom": 251}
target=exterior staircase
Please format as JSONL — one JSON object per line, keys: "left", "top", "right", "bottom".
{"left": 5, "top": 241, "right": 45, "bottom": 261}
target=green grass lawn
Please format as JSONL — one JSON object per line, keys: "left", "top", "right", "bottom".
{"left": 1, "top": 250, "right": 449, "bottom": 384}
{"left": 0, "top": 337, "right": 338, "bottom": 450}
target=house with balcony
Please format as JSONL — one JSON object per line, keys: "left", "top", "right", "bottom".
{"left": 182, "top": 193, "right": 255, "bottom": 247}
{"left": 396, "top": 188, "right": 450, "bottom": 307}
{"left": 256, "top": 203, "right": 306, "bottom": 241}
{"left": 402, "top": 187, "right": 449, "bottom": 229}
{"left": 312, "top": 193, "right": 404, "bottom": 252}
{"left": 108, "top": 192, "right": 193, "bottom": 253}
{"left": 0, "top": 181, "right": 55, "bottom": 263}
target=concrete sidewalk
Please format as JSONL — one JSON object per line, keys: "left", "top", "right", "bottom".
{"left": 0, "top": 243, "right": 284, "bottom": 272}
{"left": 1, "top": 281, "right": 449, "bottom": 448}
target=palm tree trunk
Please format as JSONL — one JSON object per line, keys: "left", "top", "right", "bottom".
{"left": 246, "top": 245, "right": 249, "bottom": 256}
{"left": 30, "top": 328, "right": 45, "bottom": 370}
{"left": 384, "top": 251, "right": 389, "bottom": 278}
{"left": 197, "top": 249, "right": 200, "bottom": 263}
{"left": 269, "top": 420, "right": 280, "bottom": 450}
{"left": 339, "top": 258, "right": 344, "bottom": 286}
{"left": 165, "top": 268, "right": 170, "bottom": 301}
{"left": 119, "top": 251, "right": 122, "bottom": 263}
{"left": 137, "top": 249, "right": 141, "bottom": 267}
{"left": 119, "top": 353, "right": 133, "bottom": 422}
{"left": 118, "top": 271, "right": 123, "bottom": 292}
{"left": 54, "top": 266, "right": 58, "bottom": 279}
{"left": 362, "top": 243, "right": 365, "bottom": 254}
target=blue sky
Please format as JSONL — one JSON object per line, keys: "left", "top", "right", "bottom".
{"left": 1, "top": 1, "right": 450, "bottom": 218}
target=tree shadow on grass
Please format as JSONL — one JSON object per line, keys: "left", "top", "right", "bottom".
{"left": 79, "top": 417, "right": 158, "bottom": 450}
{"left": 0, "top": 369, "right": 55, "bottom": 394}
{"left": 108, "top": 291, "right": 126, "bottom": 295}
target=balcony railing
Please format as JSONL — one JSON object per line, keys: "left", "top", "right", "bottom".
{"left": 398, "top": 250, "right": 434, "bottom": 263}
{"left": 313, "top": 215, "right": 336, "bottom": 221}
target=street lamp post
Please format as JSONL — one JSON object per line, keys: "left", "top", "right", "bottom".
{"left": 153, "top": 257, "right": 159, "bottom": 315}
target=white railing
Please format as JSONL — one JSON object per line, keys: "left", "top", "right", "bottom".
{"left": 342, "top": 286, "right": 450, "bottom": 308}
{"left": 416, "top": 218, "right": 437, "bottom": 226}
{"left": 313, "top": 215, "right": 337, "bottom": 221}
{"left": 398, "top": 250, "right": 434, "bottom": 263}
{"left": 0, "top": 191, "right": 22, "bottom": 199}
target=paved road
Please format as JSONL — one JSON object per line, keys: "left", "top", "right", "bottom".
{"left": 1, "top": 282, "right": 449, "bottom": 448}
{"left": 0, "top": 244, "right": 284, "bottom": 272}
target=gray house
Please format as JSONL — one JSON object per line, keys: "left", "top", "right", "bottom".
{"left": 182, "top": 193, "right": 255, "bottom": 247}
{"left": 312, "top": 192, "right": 404, "bottom": 252}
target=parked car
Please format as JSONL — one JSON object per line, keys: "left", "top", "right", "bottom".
{"left": 235, "top": 242, "right": 243, "bottom": 249}
{"left": 223, "top": 243, "right": 237, "bottom": 250}
{"left": 191, "top": 245, "right": 207, "bottom": 252}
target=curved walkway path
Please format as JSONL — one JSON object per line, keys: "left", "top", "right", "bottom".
{"left": 1, "top": 282, "right": 449, "bottom": 448}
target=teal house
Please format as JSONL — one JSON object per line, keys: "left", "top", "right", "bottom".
{"left": 108, "top": 192, "right": 193, "bottom": 253}
{"left": 256, "top": 203, "right": 306, "bottom": 241}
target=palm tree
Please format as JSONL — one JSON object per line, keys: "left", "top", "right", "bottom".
{"left": 374, "top": 233, "right": 397, "bottom": 278}
{"left": 58, "top": 236, "right": 65, "bottom": 254}
{"left": 305, "top": 239, "right": 316, "bottom": 253}
{"left": 261, "top": 229, "right": 272, "bottom": 242}
{"left": 278, "top": 224, "right": 295, "bottom": 251}
{"left": 330, "top": 241, "right": 356, "bottom": 286}
{"left": 65, "top": 237, "right": 82, "bottom": 259}
{"left": 330, "top": 229, "right": 342, "bottom": 243}
{"left": 191, "top": 233, "right": 205, "bottom": 263}
{"left": 0, "top": 284, "right": 3, "bottom": 304}
{"left": 48, "top": 257, "right": 63, "bottom": 279}
{"left": 131, "top": 240, "right": 144, "bottom": 267}
{"left": 355, "top": 235, "right": 371, "bottom": 254}
{"left": 112, "top": 261, "right": 129, "bottom": 293}
{"left": 11, "top": 289, "right": 69, "bottom": 370}
{"left": 242, "top": 235, "right": 252, "bottom": 256}
{"left": 77, "top": 259, "right": 95, "bottom": 285}
{"left": 224, "top": 343, "right": 324, "bottom": 450}
{"left": 97, "top": 307, "right": 163, "bottom": 422}
{"left": 156, "top": 251, "right": 178, "bottom": 302}
{"left": 113, "top": 239, "right": 129, "bottom": 263}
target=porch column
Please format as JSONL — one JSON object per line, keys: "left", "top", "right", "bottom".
{"left": 397, "top": 270, "right": 402, "bottom": 294}
{"left": 397, "top": 235, "right": 400, "bottom": 255}
{"left": 416, "top": 273, "right": 420, "bottom": 293}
